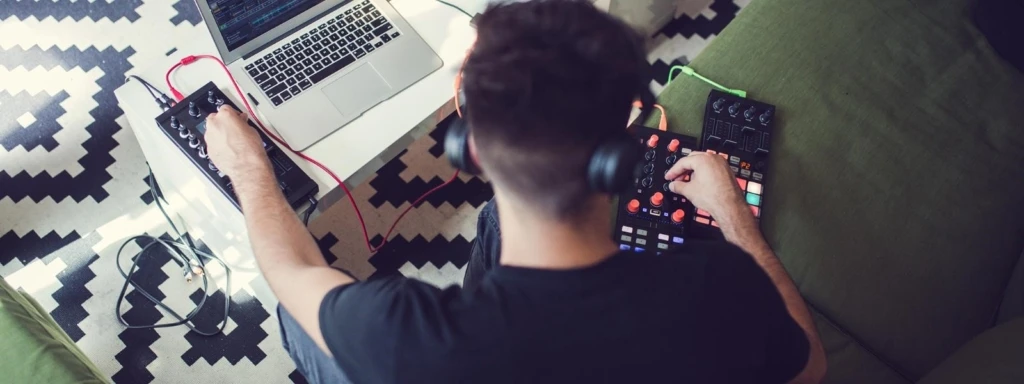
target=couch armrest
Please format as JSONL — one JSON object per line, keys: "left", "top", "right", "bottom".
{"left": 0, "top": 278, "right": 108, "bottom": 384}
{"left": 917, "top": 318, "right": 1024, "bottom": 384}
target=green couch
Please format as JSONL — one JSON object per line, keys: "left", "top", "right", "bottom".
{"left": 0, "top": 277, "right": 108, "bottom": 383}
{"left": 653, "top": 0, "right": 1024, "bottom": 382}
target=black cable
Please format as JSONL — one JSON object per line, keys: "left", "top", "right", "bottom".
{"left": 437, "top": 0, "right": 474, "bottom": 18}
{"left": 125, "top": 75, "right": 175, "bottom": 109}
{"left": 114, "top": 165, "right": 232, "bottom": 336}
{"left": 303, "top": 196, "right": 319, "bottom": 226}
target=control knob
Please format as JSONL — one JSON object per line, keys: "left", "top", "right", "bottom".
{"left": 728, "top": 102, "right": 741, "bottom": 116}
{"left": 208, "top": 161, "right": 218, "bottom": 172}
{"left": 644, "top": 150, "right": 656, "bottom": 161}
{"left": 667, "top": 139, "right": 680, "bottom": 153}
{"left": 626, "top": 199, "right": 640, "bottom": 214}
{"left": 671, "top": 209, "right": 685, "bottom": 224}
{"left": 744, "top": 106, "right": 757, "bottom": 120}
{"left": 650, "top": 192, "right": 664, "bottom": 207}
{"left": 712, "top": 98, "right": 726, "bottom": 111}
{"left": 197, "top": 145, "right": 209, "bottom": 159}
{"left": 647, "top": 134, "right": 659, "bottom": 148}
{"left": 759, "top": 109, "right": 773, "bottom": 124}
{"left": 188, "top": 135, "right": 201, "bottom": 149}
{"left": 188, "top": 101, "right": 201, "bottom": 117}
{"left": 169, "top": 116, "right": 180, "bottom": 130}
{"left": 178, "top": 127, "right": 190, "bottom": 139}
{"left": 207, "top": 90, "right": 224, "bottom": 106}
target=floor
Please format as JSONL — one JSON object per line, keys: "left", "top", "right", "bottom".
{"left": 0, "top": 0, "right": 746, "bottom": 382}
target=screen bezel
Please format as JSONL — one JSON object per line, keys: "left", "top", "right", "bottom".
{"left": 194, "top": 0, "right": 354, "bottom": 64}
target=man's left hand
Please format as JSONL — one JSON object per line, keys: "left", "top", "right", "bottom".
{"left": 204, "top": 105, "right": 272, "bottom": 180}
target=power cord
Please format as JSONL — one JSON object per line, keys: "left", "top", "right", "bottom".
{"left": 437, "top": 0, "right": 474, "bottom": 19}
{"left": 165, "top": 54, "right": 461, "bottom": 254}
{"left": 114, "top": 166, "right": 232, "bottom": 336}
{"left": 125, "top": 75, "right": 176, "bottom": 110}
{"left": 303, "top": 196, "right": 319, "bottom": 226}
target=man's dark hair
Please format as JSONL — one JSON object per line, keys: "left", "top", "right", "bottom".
{"left": 464, "top": 0, "right": 647, "bottom": 219}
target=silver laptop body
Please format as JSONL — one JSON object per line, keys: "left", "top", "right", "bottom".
{"left": 195, "top": 0, "right": 443, "bottom": 150}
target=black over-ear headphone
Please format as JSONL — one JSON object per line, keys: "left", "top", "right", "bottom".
{"left": 444, "top": 68, "right": 657, "bottom": 194}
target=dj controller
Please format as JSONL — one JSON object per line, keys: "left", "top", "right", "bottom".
{"left": 153, "top": 82, "right": 318, "bottom": 210}
{"left": 615, "top": 90, "right": 776, "bottom": 253}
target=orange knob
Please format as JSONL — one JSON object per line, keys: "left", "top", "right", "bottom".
{"left": 647, "top": 134, "right": 660, "bottom": 148}
{"left": 650, "top": 192, "right": 664, "bottom": 207}
{"left": 671, "top": 209, "right": 685, "bottom": 223}
{"left": 627, "top": 199, "right": 640, "bottom": 214}
{"left": 667, "top": 139, "right": 680, "bottom": 152}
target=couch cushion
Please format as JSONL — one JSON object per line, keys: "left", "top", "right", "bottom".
{"left": 0, "top": 278, "right": 107, "bottom": 383}
{"left": 653, "top": 0, "right": 1024, "bottom": 379}
{"left": 918, "top": 317, "right": 1024, "bottom": 384}
{"left": 811, "top": 309, "right": 909, "bottom": 384}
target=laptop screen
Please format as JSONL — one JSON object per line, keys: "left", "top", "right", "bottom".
{"left": 208, "top": 0, "right": 330, "bottom": 51}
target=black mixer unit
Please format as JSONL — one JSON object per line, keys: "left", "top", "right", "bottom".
{"left": 153, "top": 82, "right": 318, "bottom": 210}
{"left": 613, "top": 124, "right": 699, "bottom": 254}
{"left": 691, "top": 89, "right": 776, "bottom": 238}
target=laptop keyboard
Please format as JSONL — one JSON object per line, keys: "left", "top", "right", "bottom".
{"left": 243, "top": 0, "right": 402, "bottom": 107}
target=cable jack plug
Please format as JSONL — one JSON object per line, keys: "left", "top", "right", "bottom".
{"left": 183, "top": 268, "right": 194, "bottom": 283}
{"left": 189, "top": 259, "right": 205, "bottom": 277}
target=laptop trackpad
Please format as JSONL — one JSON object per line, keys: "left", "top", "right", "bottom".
{"left": 323, "top": 64, "right": 392, "bottom": 117}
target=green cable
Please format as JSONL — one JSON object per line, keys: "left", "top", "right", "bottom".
{"left": 667, "top": 65, "right": 747, "bottom": 98}
{"left": 437, "top": 0, "right": 474, "bottom": 18}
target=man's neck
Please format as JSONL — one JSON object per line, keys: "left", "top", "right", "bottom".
{"left": 495, "top": 194, "right": 619, "bottom": 270}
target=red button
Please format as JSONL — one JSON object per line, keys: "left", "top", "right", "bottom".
{"left": 750, "top": 205, "right": 760, "bottom": 218}
{"left": 627, "top": 199, "right": 640, "bottom": 214}
{"left": 671, "top": 209, "right": 685, "bottom": 223}
{"left": 647, "top": 134, "right": 660, "bottom": 148}
{"left": 736, "top": 178, "right": 747, "bottom": 190}
{"left": 696, "top": 208, "right": 711, "bottom": 217}
{"left": 650, "top": 192, "right": 664, "bottom": 207}
{"left": 696, "top": 217, "right": 711, "bottom": 225}
{"left": 667, "top": 139, "right": 680, "bottom": 152}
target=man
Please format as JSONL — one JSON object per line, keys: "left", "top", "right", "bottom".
{"left": 204, "top": 1, "right": 827, "bottom": 383}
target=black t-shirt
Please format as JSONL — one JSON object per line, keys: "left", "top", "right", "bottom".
{"left": 320, "top": 241, "right": 809, "bottom": 383}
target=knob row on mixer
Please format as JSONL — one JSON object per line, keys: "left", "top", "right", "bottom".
{"left": 712, "top": 97, "right": 773, "bottom": 124}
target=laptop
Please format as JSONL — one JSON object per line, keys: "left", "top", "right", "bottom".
{"left": 196, "top": 0, "right": 443, "bottom": 150}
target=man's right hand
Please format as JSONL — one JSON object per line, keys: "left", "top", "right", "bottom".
{"left": 204, "top": 105, "right": 272, "bottom": 181}
{"left": 665, "top": 152, "right": 749, "bottom": 221}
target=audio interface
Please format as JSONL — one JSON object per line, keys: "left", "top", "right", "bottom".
{"left": 153, "top": 82, "right": 318, "bottom": 210}
{"left": 691, "top": 89, "right": 776, "bottom": 238}
{"left": 614, "top": 124, "right": 699, "bottom": 254}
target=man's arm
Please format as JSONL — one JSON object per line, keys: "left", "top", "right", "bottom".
{"left": 204, "top": 105, "right": 354, "bottom": 354}
{"left": 668, "top": 153, "right": 827, "bottom": 383}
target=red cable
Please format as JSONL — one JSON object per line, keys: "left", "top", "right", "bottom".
{"left": 166, "top": 55, "right": 460, "bottom": 254}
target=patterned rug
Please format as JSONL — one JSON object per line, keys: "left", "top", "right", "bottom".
{"left": 0, "top": 0, "right": 746, "bottom": 382}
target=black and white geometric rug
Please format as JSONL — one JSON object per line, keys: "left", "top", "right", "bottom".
{"left": 0, "top": 0, "right": 746, "bottom": 382}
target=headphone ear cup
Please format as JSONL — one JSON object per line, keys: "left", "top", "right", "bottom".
{"left": 444, "top": 117, "right": 481, "bottom": 175}
{"left": 587, "top": 137, "right": 642, "bottom": 193}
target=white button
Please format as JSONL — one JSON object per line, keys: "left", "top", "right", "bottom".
{"left": 620, "top": 235, "right": 632, "bottom": 242}
{"left": 621, "top": 226, "right": 633, "bottom": 234}
{"left": 658, "top": 234, "right": 669, "bottom": 241}
{"left": 657, "top": 243, "right": 669, "bottom": 250}
{"left": 747, "top": 182, "right": 763, "bottom": 194}
{"left": 637, "top": 229, "right": 648, "bottom": 236}
{"left": 636, "top": 239, "right": 647, "bottom": 245}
